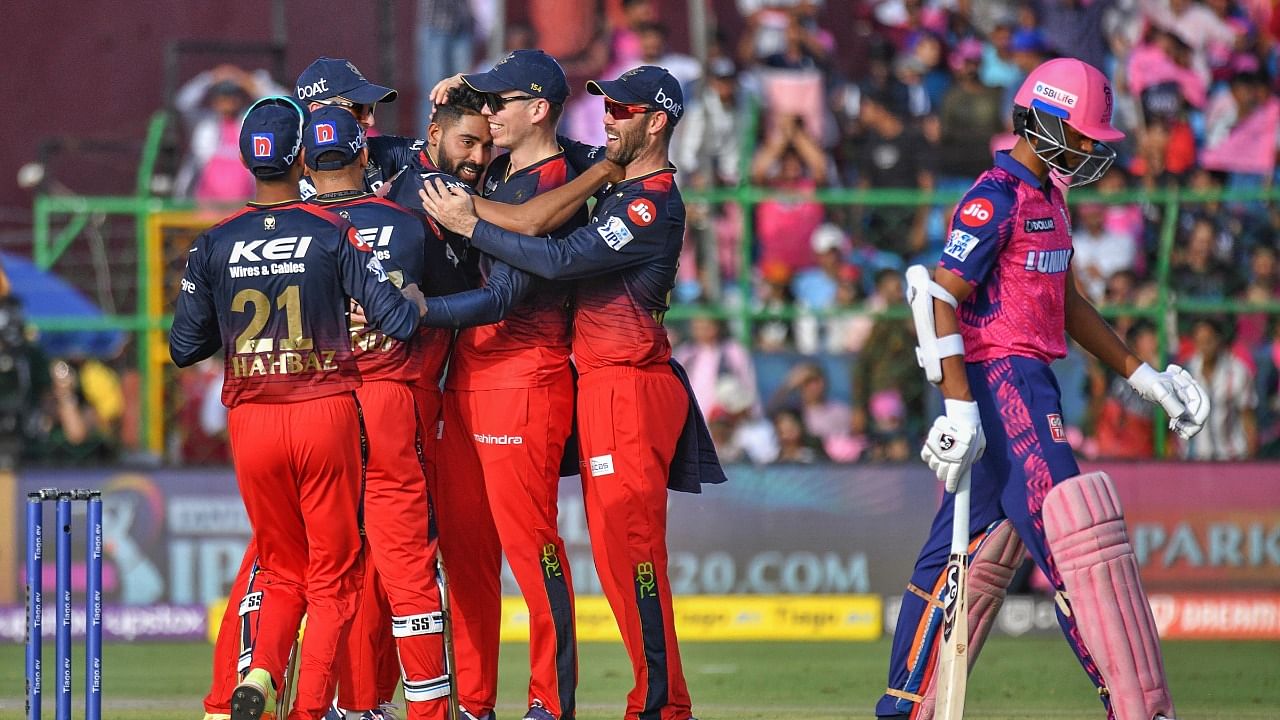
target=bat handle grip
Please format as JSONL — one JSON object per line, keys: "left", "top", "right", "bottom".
{"left": 949, "top": 468, "right": 972, "bottom": 555}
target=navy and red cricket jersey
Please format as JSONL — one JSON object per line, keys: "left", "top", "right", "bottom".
{"left": 468, "top": 167, "right": 683, "bottom": 372}
{"left": 168, "top": 200, "right": 420, "bottom": 399}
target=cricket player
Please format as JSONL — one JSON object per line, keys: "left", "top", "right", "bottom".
{"left": 169, "top": 96, "right": 427, "bottom": 720}
{"left": 203, "top": 79, "right": 618, "bottom": 720}
{"left": 421, "top": 65, "right": 706, "bottom": 720}
{"left": 304, "top": 106, "right": 453, "bottom": 720}
{"left": 414, "top": 50, "right": 597, "bottom": 720}
{"left": 877, "top": 58, "right": 1209, "bottom": 720}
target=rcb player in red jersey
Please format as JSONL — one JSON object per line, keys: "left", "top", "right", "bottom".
{"left": 170, "top": 97, "right": 427, "bottom": 720}
{"left": 423, "top": 66, "right": 700, "bottom": 720}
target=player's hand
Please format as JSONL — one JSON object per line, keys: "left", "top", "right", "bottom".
{"left": 1126, "top": 362, "right": 1188, "bottom": 423}
{"left": 1166, "top": 364, "right": 1210, "bottom": 439}
{"left": 430, "top": 73, "right": 465, "bottom": 106}
{"left": 400, "top": 283, "right": 427, "bottom": 318}
{"left": 602, "top": 159, "right": 626, "bottom": 184}
{"left": 419, "top": 178, "right": 479, "bottom": 237}
{"left": 348, "top": 299, "right": 368, "bottom": 327}
{"left": 921, "top": 399, "right": 986, "bottom": 493}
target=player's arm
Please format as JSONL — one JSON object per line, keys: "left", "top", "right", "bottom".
{"left": 337, "top": 226, "right": 424, "bottom": 341}
{"left": 169, "top": 236, "right": 222, "bottom": 367}
{"left": 422, "top": 259, "right": 532, "bottom": 328}
{"left": 929, "top": 270, "right": 975, "bottom": 402}
{"left": 422, "top": 178, "right": 660, "bottom": 280}
{"left": 469, "top": 159, "right": 623, "bottom": 235}
{"left": 1064, "top": 267, "right": 1141, "bottom": 377}
{"left": 558, "top": 135, "right": 607, "bottom": 172}
{"left": 1066, "top": 265, "right": 1210, "bottom": 438}
{"left": 466, "top": 216, "right": 652, "bottom": 281}
{"left": 909, "top": 188, "right": 1012, "bottom": 491}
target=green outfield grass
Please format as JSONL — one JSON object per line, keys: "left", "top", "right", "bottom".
{"left": 1, "top": 638, "right": 1277, "bottom": 719}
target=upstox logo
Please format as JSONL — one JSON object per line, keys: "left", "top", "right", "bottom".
{"left": 229, "top": 236, "right": 313, "bottom": 264}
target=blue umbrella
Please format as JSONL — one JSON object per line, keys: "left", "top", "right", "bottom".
{"left": 1, "top": 252, "right": 126, "bottom": 358}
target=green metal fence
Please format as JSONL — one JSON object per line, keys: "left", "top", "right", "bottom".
{"left": 27, "top": 108, "right": 1280, "bottom": 460}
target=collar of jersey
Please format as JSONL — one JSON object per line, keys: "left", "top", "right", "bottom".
{"left": 615, "top": 166, "right": 677, "bottom": 188}
{"left": 994, "top": 151, "right": 1051, "bottom": 195}
{"left": 313, "top": 189, "right": 370, "bottom": 203}
{"left": 246, "top": 199, "right": 303, "bottom": 209}
{"left": 501, "top": 148, "right": 565, "bottom": 182}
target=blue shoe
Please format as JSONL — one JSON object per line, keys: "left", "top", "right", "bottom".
{"left": 359, "top": 707, "right": 400, "bottom": 720}
{"left": 522, "top": 704, "right": 555, "bottom": 720}
{"left": 461, "top": 709, "right": 496, "bottom": 720}
{"left": 323, "top": 702, "right": 344, "bottom": 720}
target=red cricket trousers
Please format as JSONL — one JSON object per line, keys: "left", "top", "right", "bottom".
{"left": 334, "top": 380, "right": 449, "bottom": 718}
{"left": 436, "top": 369, "right": 577, "bottom": 718}
{"left": 204, "top": 541, "right": 258, "bottom": 715}
{"left": 577, "top": 365, "right": 691, "bottom": 720}
{"left": 228, "top": 393, "right": 365, "bottom": 720}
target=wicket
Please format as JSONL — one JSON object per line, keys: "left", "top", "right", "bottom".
{"left": 25, "top": 488, "right": 103, "bottom": 720}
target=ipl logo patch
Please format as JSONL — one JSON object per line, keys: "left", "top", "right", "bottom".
{"left": 252, "top": 133, "right": 274, "bottom": 158}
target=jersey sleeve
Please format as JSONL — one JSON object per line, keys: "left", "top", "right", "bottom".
{"left": 419, "top": 209, "right": 474, "bottom": 296}
{"left": 337, "top": 223, "right": 421, "bottom": 341}
{"left": 558, "top": 135, "right": 606, "bottom": 174}
{"left": 937, "top": 181, "right": 1016, "bottom": 286}
{"left": 369, "top": 135, "right": 419, "bottom": 181}
{"left": 468, "top": 191, "right": 667, "bottom": 281}
{"left": 168, "top": 233, "right": 222, "bottom": 367}
{"left": 421, "top": 258, "right": 532, "bottom": 328}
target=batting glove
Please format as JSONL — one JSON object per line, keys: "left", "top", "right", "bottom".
{"left": 921, "top": 399, "right": 986, "bottom": 493}
{"left": 1126, "top": 363, "right": 1187, "bottom": 419}
{"left": 1166, "top": 364, "right": 1210, "bottom": 439}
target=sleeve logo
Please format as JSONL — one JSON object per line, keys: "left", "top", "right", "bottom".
{"left": 627, "top": 198, "right": 657, "bottom": 226}
{"left": 943, "top": 229, "right": 980, "bottom": 262}
{"left": 366, "top": 254, "right": 389, "bottom": 282}
{"left": 596, "top": 215, "right": 636, "bottom": 251}
{"left": 958, "top": 197, "right": 994, "bottom": 227}
{"left": 348, "top": 226, "right": 374, "bottom": 251}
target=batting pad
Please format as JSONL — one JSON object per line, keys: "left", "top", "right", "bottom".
{"left": 1043, "top": 472, "right": 1174, "bottom": 720}
{"left": 918, "top": 520, "right": 1024, "bottom": 720}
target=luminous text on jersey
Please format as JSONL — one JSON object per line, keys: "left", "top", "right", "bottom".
{"left": 1024, "top": 249, "right": 1072, "bottom": 274}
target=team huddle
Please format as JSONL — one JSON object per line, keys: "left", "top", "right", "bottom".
{"left": 170, "top": 47, "right": 1211, "bottom": 720}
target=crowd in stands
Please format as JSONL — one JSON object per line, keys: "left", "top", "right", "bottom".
{"left": 153, "top": 0, "right": 1280, "bottom": 464}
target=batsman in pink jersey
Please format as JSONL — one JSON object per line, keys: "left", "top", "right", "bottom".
{"left": 876, "top": 58, "right": 1211, "bottom": 720}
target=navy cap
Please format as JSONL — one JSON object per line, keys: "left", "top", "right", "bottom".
{"left": 303, "top": 106, "right": 367, "bottom": 171}
{"left": 239, "top": 96, "right": 306, "bottom": 178}
{"left": 462, "top": 50, "right": 570, "bottom": 104}
{"left": 295, "top": 57, "right": 397, "bottom": 104}
{"left": 587, "top": 65, "right": 684, "bottom": 126}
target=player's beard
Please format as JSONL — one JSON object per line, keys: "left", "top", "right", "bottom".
{"left": 605, "top": 117, "right": 649, "bottom": 167}
{"left": 438, "top": 146, "right": 485, "bottom": 187}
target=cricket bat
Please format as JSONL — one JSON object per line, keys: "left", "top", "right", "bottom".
{"left": 438, "top": 558, "right": 460, "bottom": 720}
{"left": 277, "top": 633, "right": 299, "bottom": 718}
{"left": 933, "top": 469, "right": 971, "bottom": 720}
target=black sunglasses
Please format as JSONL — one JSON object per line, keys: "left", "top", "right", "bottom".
{"left": 323, "top": 97, "right": 376, "bottom": 119}
{"left": 486, "top": 93, "right": 538, "bottom": 111}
